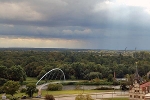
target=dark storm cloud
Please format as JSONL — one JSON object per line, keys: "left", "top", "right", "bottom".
{"left": 0, "top": 0, "right": 149, "bottom": 28}
{"left": 0, "top": 0, "right": 107, "bottom": 39}
{"left": 0, "top": 0, "right": 150, "bottom": 49}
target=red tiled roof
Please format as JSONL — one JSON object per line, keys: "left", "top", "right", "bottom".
{"left": 140, "top": 82, "right": 150, "bottom": 88}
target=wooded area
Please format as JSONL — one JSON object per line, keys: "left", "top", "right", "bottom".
{"left": 0, "top": 48, "right": 150, "bottom": 85}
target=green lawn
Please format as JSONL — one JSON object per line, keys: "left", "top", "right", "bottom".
{"left": 39, "top": 89, "right": 113, "bottom": 96}
{"left": 102, "top": 98, "right": 128, "bottom": 100}
{"left": 0, "top": 89, "right": 113, "bottom": 98}
{"left": 24, "top": 77, "right": 45, "bottom": 84}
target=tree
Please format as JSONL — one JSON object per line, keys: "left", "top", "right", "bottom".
{"left": 8, "top": 65, "right": 26, "bottom": 83}
{"left": 0, "top": 66, "right": 8, "bottom": 85}
{"left": 0, "top": 66, "right": 7, "bottom": 79}
{"left": 0, "top": 78, "right": 7, "bottom": 86}
{"left": 37, "top": 70, "right": 46, "bottom": 79}
{"left": 2, "top": 59, "right": 14, "bottom": 68}
{"left": 107, "top": 74, "right": 113, "bottom": 82}
{"left": 24, "top": 62, "right": 39, "bottom": 77}
{"left": 2, "top": 81, "right": 20, "bottom": 96}
{"left": 34, "top": 66, "right": 43, "bottom": 76}
{"left": 89, "top": 72, "right": 102, "bottom": 80}
{"left": 26, "top": 83, "right": 37, "bottom": 97}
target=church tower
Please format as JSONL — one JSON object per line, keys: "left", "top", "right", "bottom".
{"left": 134, "top": 62, "right": 141, "bottom": 84}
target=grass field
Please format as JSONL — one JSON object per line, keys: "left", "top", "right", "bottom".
{"left": 23, "top": 77, "right": 45, "bottom": 85}
{"left": 36, "top": 89, "right": 113, "bottom": 96}
{"left": 102, "top": 98, "right": 128, "bottom": 100}
{"left": 0, "top": 89, "right": 113, "bottom": 98}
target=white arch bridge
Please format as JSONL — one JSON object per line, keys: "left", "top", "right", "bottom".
{"left": 35, "top": 68, "right": 79, "bottom": 96}
{"left": 36, "top": 68, "right": 66, "bottom": 86}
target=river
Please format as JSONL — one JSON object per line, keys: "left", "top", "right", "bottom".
{"left": 41, "top": 85, "right": 120, "bottom": 90}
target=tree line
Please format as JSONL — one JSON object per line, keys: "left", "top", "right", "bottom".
{"left": 0, "top": 49, "right": 150, "bottom": 85}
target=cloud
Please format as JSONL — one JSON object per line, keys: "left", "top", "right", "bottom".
{"left": 0, "top": 2, "right": 43, "bottom": 21}
{"left": 62, "top": 30, "right": 73, "bottom": 35}
{"left": 115, "top": 0, "right": 150, "bottom": 9}
{"left": 0, "top": 0, "right": 150, "bottom": 49}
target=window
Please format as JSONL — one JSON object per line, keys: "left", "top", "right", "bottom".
{"left": 135, "top": 90, "right": 139, "bottom": 92}
{"left": 130, "top": 95, "right": 132, "bottom": 97}
{"left": 142, "top": 96, "right": 144, "bottom": 99}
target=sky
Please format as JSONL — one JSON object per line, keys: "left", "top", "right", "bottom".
{"left": 0, "top": 0, "right": 150, "bottom": 50}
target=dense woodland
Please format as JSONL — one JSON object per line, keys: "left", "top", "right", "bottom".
{"left": 0, "top": 48, "right": 150, "bottom": 85}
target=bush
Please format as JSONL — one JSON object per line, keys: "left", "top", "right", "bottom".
{"left": 45, "top": 94, "right": 55, "bottom": 100}
{"left": 76, "top": 80, "right": 113, "bottom": 85}
{"left": 75, "top": 94, "right": 94, "bottom": 100}
{"left": 93, "top": 86, "right": 114, "bottom": 90}
{"left": 7, "top": 96, "right": 19, "bottom": 100}
{"left": 20, "top": 88, "right": 26, "bottom": 93}
{"left": 47, "top": 83, "right": 63, "bottom": 91}
{"left": 62, "top": 82, "right": 76, "bottom": 85}
{"left": 113, "top": 80, "right": 120, "bottom": 85}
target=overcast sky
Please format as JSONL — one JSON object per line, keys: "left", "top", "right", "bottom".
{"left": 0, "top": 0, "right": 150, "bottom": 50}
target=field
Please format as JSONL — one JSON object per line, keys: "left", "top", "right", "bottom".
{"left": 23, "top": 77, "right": 45, "bottom": 85}
{"left": 102, "top": 98, "right": 128, "bottom": 100}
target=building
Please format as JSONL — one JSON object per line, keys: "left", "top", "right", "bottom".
{"left": 129, "top": 81, "right": 150, "bottom": 100}
{"left": 129, "top": 62, "right": 150, "bottom": 100}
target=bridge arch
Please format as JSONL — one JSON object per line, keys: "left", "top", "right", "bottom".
{"left": 36, "top": 68, "right": 65, "bottom": 85}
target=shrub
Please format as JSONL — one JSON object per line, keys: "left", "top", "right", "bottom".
{"left": 70, "top": 75, "right": 76, "bottom": 80}
{"left": 62, "top": 82, "right": 76, "bottom": 85}
{"left": 7, "top": 96, "right": 19, "bottom": 100}
{"left": 75, "top": 94, "right": 94, "bottom": 100}
{"left": 47, "top": 83, "right": 63, "bottom": 91}
{"left": 93, "top": 86, "right": 114, "bottom": 90}
{"left": 20, "top": 88, "right": 26, "bottom": 93}
{"left": 45, "top": 94, "right": 55, "bottom": 100}
{"left": 113, "top": 80, "right": 120, "bottom": 85}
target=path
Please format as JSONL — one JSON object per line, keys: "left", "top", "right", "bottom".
{"left": 55, "top": 91, "right": 128, "bottom": 100}
{"left": 34, "top": 91, "right": 128, "bottom": 100}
